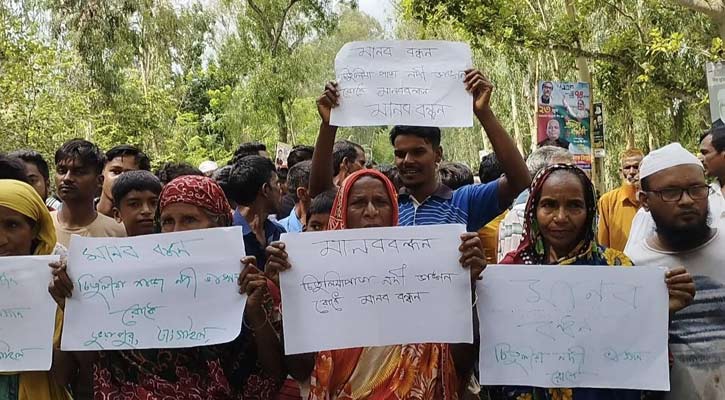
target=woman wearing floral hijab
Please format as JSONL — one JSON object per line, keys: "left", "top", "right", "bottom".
{"left": 488, "top": 164, "right": 695, "bottom": 400}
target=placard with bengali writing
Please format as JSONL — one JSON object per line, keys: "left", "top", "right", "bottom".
{"left": 280, "top": 224, "right": 473, "bottom": 355}
{"left": 61, "top": 227, "right": 247, "bottom": 351}
{"left": 477, "top": 265, "right": 670, "bottom": 391}
{"left": 0, "top": 256, "right": 58, "bottom": 372}
{"left": 330, "top": 40, "right": 473, "bottom": 127}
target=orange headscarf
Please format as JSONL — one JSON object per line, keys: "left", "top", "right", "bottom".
{"left": 309, "top": 169, "right": 459, "bottom": 400}
{"left": 327, "top": 169, "right": 399, "bottom": 231}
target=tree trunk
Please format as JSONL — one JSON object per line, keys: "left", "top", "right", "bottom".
{"left": 509, "top": 83, "right": 525, "bottom": 155}
{"left": 276, "top": 96, "right": 289, "bottom": 144}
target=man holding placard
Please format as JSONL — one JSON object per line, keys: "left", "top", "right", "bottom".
{"left": 309, "top": 40, "right": 531, "bottom": 235}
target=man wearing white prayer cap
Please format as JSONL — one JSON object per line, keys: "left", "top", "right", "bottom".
{"left": 198, "top": 160, "right": 218, "bottom": 177}
{"left": 626, "top": 142, "right": 724, "bottom": 400}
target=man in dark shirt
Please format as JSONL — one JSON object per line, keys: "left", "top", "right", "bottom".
{"left": 228, "top": 155, "right": 285, "bottom": 267}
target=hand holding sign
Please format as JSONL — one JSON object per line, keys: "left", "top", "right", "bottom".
{"left": 279, "top": 224, "right": 473, "bottom": 355}
{"left": 329, "top": 40, "right": 473, "bottom": 127}
{"left": 61, "top": 227, "right": 248, "bottom": 351}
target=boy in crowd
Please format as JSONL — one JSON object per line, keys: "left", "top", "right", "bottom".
{"left": 97, "top": 145, "right": 151, "bottom": 217}
{"left": 51, "top": 139, "right": 126, "bottom": 248}
{"left": 278, "top": 160, "right": 312, "bottom": 233}
{"left": 111, "top": 170, "right": 162, "bottom": 236}
{"left": 305, "top": 189, "right": 337, "bottom": 232}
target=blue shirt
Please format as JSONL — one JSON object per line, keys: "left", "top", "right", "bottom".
{"left": 233, "top": 209, "right": 286, "bottom": 269}
{"left": 398, "top": 182, "right": 501, "bottom": 232}
{"left": 278, "top": 207, "right": 304, "bottom": 233}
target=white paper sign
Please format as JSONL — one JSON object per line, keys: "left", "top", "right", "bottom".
{"left": 0, "top": 255, "right": 58, "bottom": 372}
{"left": 62, "top": 227, "right": 247, "bottom": 351}
{"left": 280, "top": 224, "right": 473, "bottom": 355}
{"left": 330, "top": 40, "right": 473, "bottom": 127}
{"left": 478, "top": 265, "right": 670, "bottom": 391}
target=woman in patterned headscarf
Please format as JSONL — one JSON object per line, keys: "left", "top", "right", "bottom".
{"left": 50, "top": 175, "right": 285, "bottom": 399}
{"left": 487, "top": 164, "right": 695, "bottom": 400}
{"left": 265, "top": 169, "right": 486, "bottom": 399}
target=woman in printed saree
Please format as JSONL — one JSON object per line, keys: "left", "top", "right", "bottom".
{"left": 486, "top": 164, "right": 696, "bottom": 400}
{"left": 0, "top": 179, "right": 71, "bottom": 400}
{"left": 265, "top": 169, "right": 486, "bottom": 399}
{"left": 49, "top": 175, "right": 285, "bottom": 399}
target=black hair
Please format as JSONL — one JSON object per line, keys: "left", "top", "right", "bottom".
{"left": 112, "top": 170, "right": 162, "bottom": 208}
{"left": 212, "top": 165, "right": 235, "bottom": 202}
{"left": 8, "top": 150, "right": 50, "bottom": 180}
{"left": 287, "top": 145, "right": 314, "bottom": 169}
{"left": 478, "top": 153, "right": 504, "bottom": 184}
{"left": 54, "top": 139, "right": 105, "bottom": 174}
{"left": 375, "top": 164, "right": 402, "bottom": 190}
{"left": 389, "top": 126, "right": 441, "bottom": 148}
{"left": 277, "top": 167, "right": 288, "bottom": 182}
{"left": 105, "top": 145, "right": 151, "bottom": 171}
{"left": 0, "top": 155, "right": 30, "bottom": 183}
{"left": 230, "top": 142, "right": 267, "bottom": 164}
{"left": 332, "top": 140, "right": 363, "bottom": 176}
{"left": 287, "top": 160, "right": 312, "bottom": 202}
{"left": 155, "top": 162, "right": 204, "bottom": 185}
{"left": 439, "top": 162, "right": 474, "bottom": 190}
{"left": 703, "top": 126, "right": 725, "bottom": 153}
{"left": 307, "top": 189, "right": 337, "bottom": 220}
{"left": 228, "top": 155, "right": 276, "bottom": 206}
{"left": 640, "top": 176, "right": 651, "bottom": 192}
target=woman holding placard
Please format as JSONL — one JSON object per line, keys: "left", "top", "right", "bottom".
{"left": 265, "top": 169, "right": 486, "bottom": 399}
{"left": 487, "top": 164, "right": 695, "bottom": 400}
{"left": 49, "top": 175, "right": 284, "bottom": 399}
{"left": 0, "top": 179, "right": 71, "bottom": 400}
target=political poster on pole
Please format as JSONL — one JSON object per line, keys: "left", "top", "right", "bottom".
{"left": 706, "top": 62, "right": 725, "bottom": 126}
{"left": 592, "top": 102, "right": 605, "bottom": 158}
{"left": 275, "top": 143, "right": 292, "bottom": 169}
{"left": 537, "top": 81, "right": 593, "bottom": 170}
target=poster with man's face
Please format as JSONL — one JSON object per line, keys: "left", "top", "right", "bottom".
{"left": 536, "top": 81, "right": 592, "bottom": 170}
{"left": 275, "top": 142, "right": 292, "bottom": 168}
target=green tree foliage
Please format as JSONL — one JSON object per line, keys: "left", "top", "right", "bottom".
{"left": 402, "top": 0, "right": 722, "bottom": 188}
{"left": 3, "top": 0, "right": 724, "bottom": 189}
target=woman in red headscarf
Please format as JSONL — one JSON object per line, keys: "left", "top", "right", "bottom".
{"left": 265, "top": 169, "right": 486, "bottom": 399}
{"left": 50, "top": 175, "right": 285, "bottom": 399}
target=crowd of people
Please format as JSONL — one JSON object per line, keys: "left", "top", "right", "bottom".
{"left": 0, "top": 68, "right": 723, "bottom": 400}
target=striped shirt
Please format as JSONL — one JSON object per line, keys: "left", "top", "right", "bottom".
{"left": 398, "top": 182, "right": 501, "bottom": 232}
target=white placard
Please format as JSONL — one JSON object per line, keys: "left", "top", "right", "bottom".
{"left": 330, "top": 40, "right": 473, "bottom": 127}
{"left": 280, "top": 224, "right": 473, "bottom": 355}
{"left": 0, "top": 255, "right": 58, "bottom": 372}
{"left": 478, "top": 265, "right": 670, "bottom": 391}
{"left": 61, "top": 227, "right": 247, "bottom": 351}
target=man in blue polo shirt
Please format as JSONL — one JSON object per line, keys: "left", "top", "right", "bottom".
{"left": 309, "top": 69, "right": 531, "bottom": 230}
{"left": 228, "top": 155, "right": 285, "bottom": 267}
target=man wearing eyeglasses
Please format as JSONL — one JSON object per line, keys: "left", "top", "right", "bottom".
{"left": 626, "top": 142, "right": 725, "bottom": 400}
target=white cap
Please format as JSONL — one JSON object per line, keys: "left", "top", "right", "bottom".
{"left": 198, "top": 160, "right": 218, "bottom": 174}
{"left": 639, "top": 143, "right": 702, "bottom": 179}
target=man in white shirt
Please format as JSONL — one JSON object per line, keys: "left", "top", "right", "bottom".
{"left": 625, "top": 132, "right": 725, "bottom": 254}
{"left": 626, "top": 143, "right": 725, "bottom": 400}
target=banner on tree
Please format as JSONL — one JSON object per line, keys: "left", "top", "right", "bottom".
{"left": 537, "top": 81, "right": 592, "bottom": 170}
